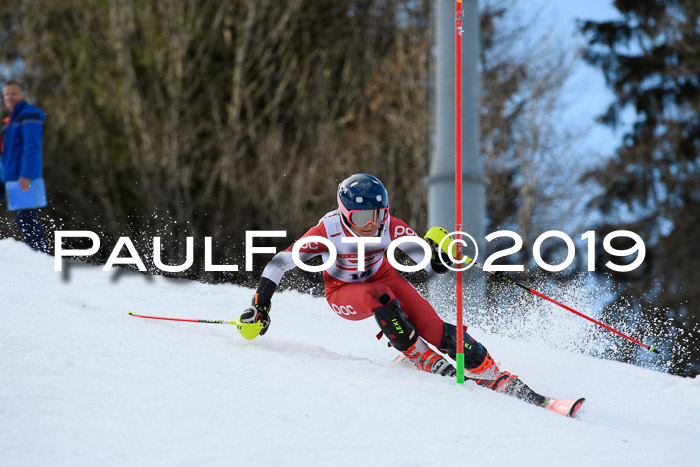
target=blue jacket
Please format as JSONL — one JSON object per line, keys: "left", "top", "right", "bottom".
{"left": 0, "top": 100, "right": 45, "bottom": 183}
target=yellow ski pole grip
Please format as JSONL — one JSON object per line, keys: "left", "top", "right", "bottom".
{"left": 424, "top": 226, "right": 477, "bottom": 264}
{"left": 232, "top": 320, "right": 264, "bottom": 340}
{"left": 424, "top": 226, "right": 458, "bottom": 259}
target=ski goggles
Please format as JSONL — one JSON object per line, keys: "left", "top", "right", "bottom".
{"left": 345, "top": 208, "right": 389, "bottom": 227}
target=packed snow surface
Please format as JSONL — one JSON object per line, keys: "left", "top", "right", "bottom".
{"left": 1, "top": 238, "right": 698, "bottom": 466}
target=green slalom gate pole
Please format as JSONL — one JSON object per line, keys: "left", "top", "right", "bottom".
{"left": 128, "top": 311, "right": 263, "bottom": 340}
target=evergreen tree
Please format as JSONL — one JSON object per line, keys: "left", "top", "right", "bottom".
{"left": 579, "top": 0, "right": 699, "bottom": 375}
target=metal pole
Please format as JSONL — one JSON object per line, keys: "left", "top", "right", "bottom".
{"left": 427, "top": 0, "right": 485, "bottom": 334}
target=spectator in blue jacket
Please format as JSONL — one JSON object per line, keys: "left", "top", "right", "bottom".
{"left": 1, "top": 80, "right": 48, "bottom": 253}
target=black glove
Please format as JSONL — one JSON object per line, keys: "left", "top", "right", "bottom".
{"left": 426, "top": 238, "right": 451, "bottom": 274}
{"left": 240, "top": 294, "right": 271, "bottom": 336}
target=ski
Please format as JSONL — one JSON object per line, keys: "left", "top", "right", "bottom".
{"left": 391, "top": 355, "right": 586, "bottom": 419}
{"left": 541, "top": 397, "right": 586, "bottom": 418}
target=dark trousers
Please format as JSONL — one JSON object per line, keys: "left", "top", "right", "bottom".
{"left": 0, "top": 189, "right": 49, "bottom": 253}
{"left": 15, "top": 208, "right": 49, "bottom": 253}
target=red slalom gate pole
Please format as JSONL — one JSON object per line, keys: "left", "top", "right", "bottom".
{"left": 455, "top": 0, "right": 465, "bottom": 383}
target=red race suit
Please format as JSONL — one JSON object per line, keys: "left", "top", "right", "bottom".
{"left": 260, "top": 210, "right": 447, "bottom": 346}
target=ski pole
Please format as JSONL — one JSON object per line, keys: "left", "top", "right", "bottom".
{"left": 127, "top": 311, "right": 263, "bottom": 340}
{"left": 463, "top": 259, "right": 659, "bottom": 354}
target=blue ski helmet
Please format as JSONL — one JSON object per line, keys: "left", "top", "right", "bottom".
{"left": 337, "top": 174, "right": 389, "bottom": 227}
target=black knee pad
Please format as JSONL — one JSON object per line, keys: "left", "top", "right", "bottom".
{"left": 372, "top": 295, "right": 418, "bottom": 352}
{"left": 439, "top": 323, "right": 488, "bottom": 369}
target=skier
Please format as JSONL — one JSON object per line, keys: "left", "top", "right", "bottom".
{"left": 241, "top": 173, "right": 583, "bottom": 416}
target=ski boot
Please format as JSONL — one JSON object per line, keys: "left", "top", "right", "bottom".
{"left": 401, "top": 338, "right": 456, "bottom": 376}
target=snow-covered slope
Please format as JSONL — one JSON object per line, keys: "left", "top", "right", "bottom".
{"left": 1, "top": 238, "right": 698, "bottom": 466}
